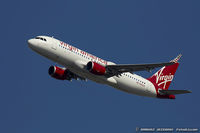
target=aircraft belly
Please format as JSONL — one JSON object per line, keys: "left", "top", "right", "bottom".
{"left": 114, "top": 76, "right": 155, "bottom": 97}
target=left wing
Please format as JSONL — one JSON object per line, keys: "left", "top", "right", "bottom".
{"left": 66, "top": 69, "right": 86, "bottom": 81}
{"left": 105, "top": 62, "right": 174, "bottom": 77}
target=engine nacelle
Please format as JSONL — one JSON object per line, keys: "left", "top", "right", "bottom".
{"left": 48, "top": 66, "right": 70, "bottom": 80}
{"left": 87, "top": 61, "right": 106, "bottom": 75}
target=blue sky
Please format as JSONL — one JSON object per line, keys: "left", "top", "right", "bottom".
{"left": 0, "top": 0, "right": 199, "bottom": 132}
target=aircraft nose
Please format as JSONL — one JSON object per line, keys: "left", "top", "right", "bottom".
{"left": 28, "top": 38, "right": 40, "bottom": 52}
{"left": 28, "top": 39, "right": 34, "bottom": 46}
{"left": 28, "top": 38, "right": 38, "bottom": 49}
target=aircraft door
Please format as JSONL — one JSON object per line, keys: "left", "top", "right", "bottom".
{"left": 51, "top": 39, "right": 57, "bottom": 50}
{"left": 145, "top": 83, "right": 153, "bottom": 94}
{"left": 49, "top": 38, "right": 60, "bottom": 61}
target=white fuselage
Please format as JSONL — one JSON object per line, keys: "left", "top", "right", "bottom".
{"left": 28, "top": 36, "right": 157, "bottom": 98}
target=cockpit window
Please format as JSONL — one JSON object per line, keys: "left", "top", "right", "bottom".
{"left": 35, "top": 37, "right": 47, "bottom": 41}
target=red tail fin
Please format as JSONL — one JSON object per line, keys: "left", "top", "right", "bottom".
{"left": 148, "top": 63, "right": 179, "bottom": 90}
{"left": 147, "top": 54, "right": 181, "bottom": 90}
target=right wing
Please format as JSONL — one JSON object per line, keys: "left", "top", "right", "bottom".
{"left": 105, "top": 54, "right": 182, "bottom": 77}
{"left": 105, "top": 62, "right": 174, "bottom": 77}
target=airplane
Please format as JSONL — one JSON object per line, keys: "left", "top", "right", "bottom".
{"left": 28, "top": 35, "right": 191, "bottom": 99}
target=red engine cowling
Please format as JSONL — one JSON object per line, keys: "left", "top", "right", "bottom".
{"left": 87, "top": 61, "right": 106, "bottom": 75}
{"left": 48, "top": 66, "right": 70, "bottom": 80}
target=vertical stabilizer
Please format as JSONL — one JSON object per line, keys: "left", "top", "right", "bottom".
{"left": 147, "top": 54, "right": 181, "bottom": 90}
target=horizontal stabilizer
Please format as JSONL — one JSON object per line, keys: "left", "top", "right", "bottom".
{"left": 159, "top": 90, "right": 192, "bottom": 95}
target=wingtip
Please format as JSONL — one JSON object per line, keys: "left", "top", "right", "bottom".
{"left": 183, "top": 90, "right": 192, "bottom": 93}
{"left": 170, "top": 54, "right": 182, "bottom": 63}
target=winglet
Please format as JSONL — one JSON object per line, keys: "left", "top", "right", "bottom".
{"left": 170, "top": 54, "right": 182, "bottom": 63}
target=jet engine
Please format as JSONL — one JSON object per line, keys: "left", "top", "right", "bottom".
{"left": 48, "top": 66, "right": 71, "bottom": 80}
{"left": 87, "top": 61, "right": 106, "bottom": 75}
